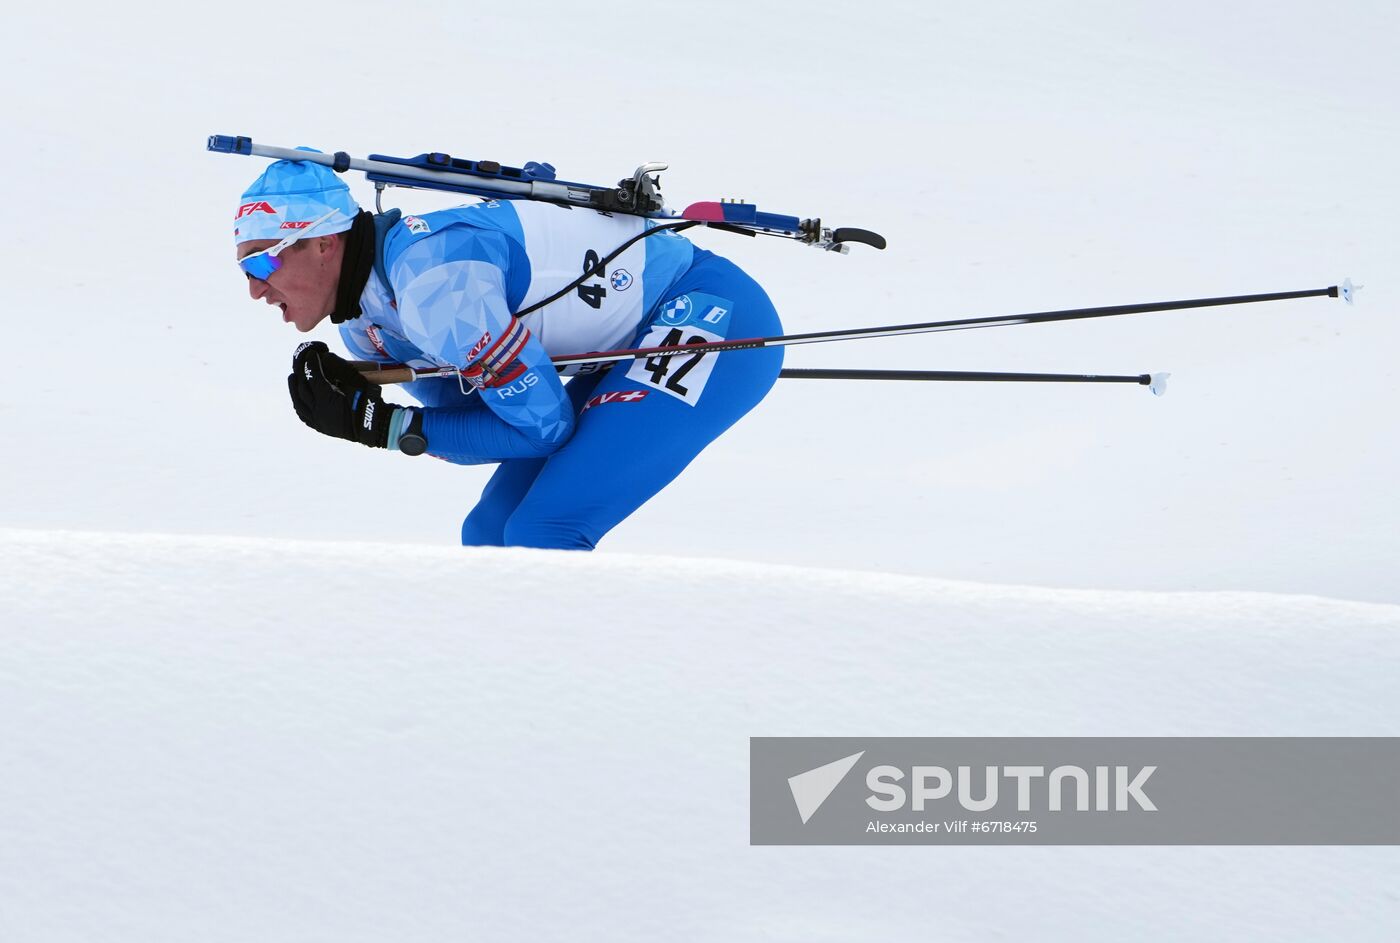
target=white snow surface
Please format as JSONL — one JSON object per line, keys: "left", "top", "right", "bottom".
{"left": 3, "top": 528, "right": 1399, "bottom": 941}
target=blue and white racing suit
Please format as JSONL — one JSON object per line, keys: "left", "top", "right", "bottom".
{"left": 339, "top": 199, "right": 783, "bottom": 549}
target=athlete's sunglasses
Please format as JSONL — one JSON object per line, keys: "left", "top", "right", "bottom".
{"left": 238, "top": 209, "right": 343, "bottom": 281}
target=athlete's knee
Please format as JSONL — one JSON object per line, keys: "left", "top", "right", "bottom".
{"left": 501, "top": 512, "right": 597, "bottom": 551}
{"left": 461, "top": 509, "right": 506, "bottom": 547}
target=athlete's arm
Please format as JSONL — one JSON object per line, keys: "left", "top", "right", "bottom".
{"left": 389, "top": 227, "right": 574, "bottom": 463}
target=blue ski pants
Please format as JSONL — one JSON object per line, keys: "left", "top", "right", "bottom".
{"left": 460, "top": 248, "right": 783, "bottom": 549}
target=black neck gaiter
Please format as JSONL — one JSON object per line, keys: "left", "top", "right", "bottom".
{"left": 329, "top": 210, "right": 377, "bottom": 324}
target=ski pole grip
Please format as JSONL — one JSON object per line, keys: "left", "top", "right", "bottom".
{"left": 832, "top": 228, "right": 887, "bottom": 250}
{"left": 350, "top": 361, "right": 418, "bottom": 385}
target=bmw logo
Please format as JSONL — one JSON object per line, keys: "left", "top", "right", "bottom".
{"left": 660, "top": 295, "right": 691, "bottom": 324}
{"left": 610, "top": 268, "right": 634, "bottom": 291}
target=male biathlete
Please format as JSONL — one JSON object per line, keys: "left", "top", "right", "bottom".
{"left": 233, "top": 151, "right": 783, "bottom": 549}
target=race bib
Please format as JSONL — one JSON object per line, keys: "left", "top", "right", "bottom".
{"left": 624, "top": 292, "right": 733, "bottom": 405}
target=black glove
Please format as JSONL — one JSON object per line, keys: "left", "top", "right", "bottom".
{"left": 287, "top": 342, "right": 394, "bottom": 449}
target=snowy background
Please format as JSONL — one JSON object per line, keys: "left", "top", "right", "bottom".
{"left": 3, "top": 0, "right": 1396, "bottom": 601}
{"left": 3, "top": 0, "right": 1398, "bottom": 939}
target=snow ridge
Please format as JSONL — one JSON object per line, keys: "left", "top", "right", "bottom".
{"left": 3, "top": 528, "right": 1397, "bottom": 941}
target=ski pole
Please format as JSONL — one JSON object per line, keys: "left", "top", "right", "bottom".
{"left": 346, "top": 280, "right": 1349, "bottom": 391}
{"left": 356, "top": 280, "right": 1346, "bottom": 377}
{"left": 778, "top": 368, "right": 1168, "bottom": 391}
{"left": 352, "top": 362, "right": 1171, "bottom": 395}
{"left": 543, "top": 281, "right": 1354, "bottom": 369}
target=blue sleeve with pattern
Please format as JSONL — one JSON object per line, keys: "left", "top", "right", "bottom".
{"left": 386, "top": 226, "right": 574, "bottom": 462}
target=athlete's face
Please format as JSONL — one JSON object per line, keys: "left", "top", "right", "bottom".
{"left": 238, "top": 234, "right": 345, "bottom": 333}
